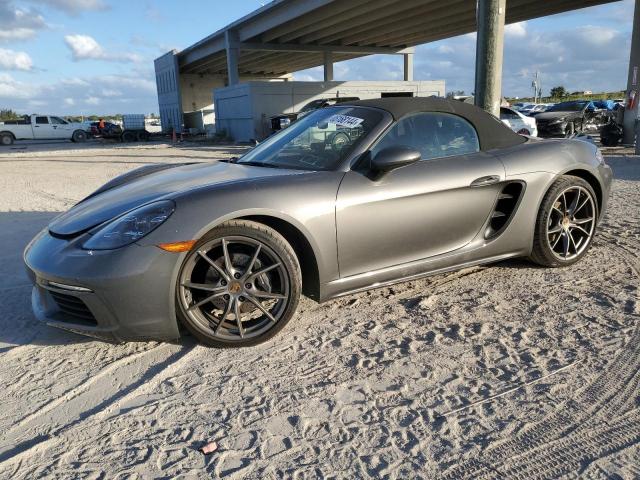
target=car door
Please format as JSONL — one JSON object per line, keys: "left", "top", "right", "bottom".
{"left": 336, "top": 112, "right": 505, "bottom": 277}
{"left": 49, "top": 116, "right": 73, "bottom": 139}
{"left": 32, "top": 115, "right": 54, "bottom": 139}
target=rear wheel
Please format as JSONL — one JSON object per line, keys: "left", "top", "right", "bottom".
{"left": 176, "top": 220, "right": 301, "bottom": 347}
{"left": 530, "top": 175, "right": 598, "bottom": 267}
{"left": 122, "top": 131, "right": 137, "bottom": 142}
{"left": 72, "top": 130, "right": 87, "bottom": 143}
{"left": 0, "top": 133, "right": 13, "bottom": 146}
{"left": 137, "top": 130, "right": 150, "bottom": 142}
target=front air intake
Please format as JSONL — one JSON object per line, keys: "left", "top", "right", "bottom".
{"left": 485, "top": 182, "right": 524, "bottom": 239}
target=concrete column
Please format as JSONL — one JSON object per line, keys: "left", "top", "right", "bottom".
{"left": 225, "top": 30, "right": 240, "bottom": 86}
{"left": 323, "top": 51, "right": 334, "bottom": 82}
{"left": 403, "top": 53, "right": 414, "bottom": 81}
{"left": 623, "top": 0, "right": 640, "bottom": 145}
{"left": 474, "top": 0, "right": 506, "bottom": 117}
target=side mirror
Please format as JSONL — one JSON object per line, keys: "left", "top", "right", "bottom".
{"left": 371, "top": 146, "right": 421, "bottom": 174}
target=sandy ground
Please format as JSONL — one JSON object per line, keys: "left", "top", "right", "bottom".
{"left": 0, "top": 141, "right": 638, "bottom": 479}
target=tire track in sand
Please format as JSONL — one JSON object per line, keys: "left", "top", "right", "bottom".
{"left": 442, "top": 241, "right": 640, "bottom": 479}
{"left": 0, "top": 342, "right": 194, "bottom": 467}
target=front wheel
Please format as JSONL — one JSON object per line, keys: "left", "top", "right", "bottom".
{"left": 72, "top": 130, "right": 87, "bottom": 143}
{"left": 529, "top": 176, "right": 598, "bottom": 267}
{"left": 176, "top": 220, "right": 302, "bottom": 347}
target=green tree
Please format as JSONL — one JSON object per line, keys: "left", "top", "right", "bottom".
{"left": 0, "top": 109, "right": 22, "bottom": 121}
{"left": 549, "top": 86, "right": 567, "bottom": 99}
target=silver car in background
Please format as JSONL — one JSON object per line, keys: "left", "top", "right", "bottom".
{"left": 24, "top": 97, "right": 612, "bottom": 347}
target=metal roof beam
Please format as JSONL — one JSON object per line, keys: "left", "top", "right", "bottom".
{"left": 339, "top": 1, "right": 471, "bottom": 46}
{"left": 238, "top": 0, "right": 336, "bottom": 41}
{"left": 238, "top": 42, "right": 414, "bottom": 55}
{"left": 279, "top": 0, "right": 404, "bottom": 44}
{"left": 299, "top": 0, "right": 432, "bottom": 44}
{"left": 261, "top": 0, "right": 371, "bottom": 43}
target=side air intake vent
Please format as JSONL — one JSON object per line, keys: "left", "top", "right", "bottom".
{"left": 485, "top": 182, "right": 524, "bottom": 239}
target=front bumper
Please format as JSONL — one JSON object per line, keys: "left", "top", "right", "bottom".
{"left": 537, "top": 121, "right": 568, "bottom": 138}
{"left": 24, "top": 229, "right": 182, "bottom": 342}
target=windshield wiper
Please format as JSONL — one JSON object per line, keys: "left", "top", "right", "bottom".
{"left": 237, "top": 161, "right": 282, "bottom": 169}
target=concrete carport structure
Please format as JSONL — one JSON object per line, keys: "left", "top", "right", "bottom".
{"left": 156, "top": 0, "right": 639, "bottom": 142}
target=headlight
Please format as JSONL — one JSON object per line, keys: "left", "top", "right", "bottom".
{"left": 82, "top": 200, "right": 175, "bottom": 250}
{"left": 550, "top": 118, "right": 567, "bottom": 125}
{"left": 595, "top": 149, "right": 605, "bottom": 165}
{"left": 279, "top": 117, "right": 291, "bottom": 128}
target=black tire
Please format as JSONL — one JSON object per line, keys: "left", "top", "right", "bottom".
{"left": 176, "top": 220, "right": 302, "bottom": 348}
{"left": 0, "top": 133, "right": 14, "bottom": 146}
{"left": 137, "top": 131, "right": 150, "bottom": 142}
{"left": 72, "top": 130, "right": 87, "bottom": 143}
{"left": 122, "top": 131, "right": 137, "bottom": 142}
{"left": 529, "top": 175, "right": 598, "bottom": 267}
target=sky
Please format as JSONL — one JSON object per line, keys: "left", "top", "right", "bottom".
{"left": 0, "top": 0, "right": 635, "bottom": 116}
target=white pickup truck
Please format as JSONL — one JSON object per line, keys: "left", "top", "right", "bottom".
{"left": 0, "top": 114, "right": 88, "bottom": 146}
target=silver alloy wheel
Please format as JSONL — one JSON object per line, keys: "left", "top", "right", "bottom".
{"left": 546, "top": 186, "right": 596, "bottom": 261}
{"left": 178, "top": 236, "right": 290, "bottom": 341}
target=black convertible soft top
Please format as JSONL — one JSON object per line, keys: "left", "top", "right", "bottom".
{"left": 345, "top": 97, "right": 526, "bottom": 151}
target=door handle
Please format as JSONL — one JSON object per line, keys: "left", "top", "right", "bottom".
{"left": 470, "top": 175, "right": 501, "bottom": 187}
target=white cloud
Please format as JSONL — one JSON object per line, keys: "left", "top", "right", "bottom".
{"left": 0, "top": 2, "right": 48, "bottom": 42}
{"left": 64, "top": 34, "right": 142, "bottom": 63}
{"left": 505, "top": 21, "right": 527, "bottom": 38}
{"left": 26, "top": 0, "right": 108, "bottom": 15}
{"left": 0, "top": 73, "right": 158, "bottom": 114}
{"left": 101, "top": 89, "right": 122, "bottom": 97}
{"left": 0, "top": 48, "right": 33, "bottom": 70}
{"left": 437, "top": 45, "right": 454, "bottom": 54}
{"left": 0, "top": 73, "right": 37, "bottom": 99}
{"left": 28, "top": 99, "right": 47, "bottom": 107}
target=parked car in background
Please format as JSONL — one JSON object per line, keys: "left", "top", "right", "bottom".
{"left": 511, "top": 102, "right": 532, "bottom": 112}
{"left": 500, "top": 107, "right": 538, "bottom": 136}
{"left": 89, "top": 121, "right": 123, "bottom": 139}
{"left": 522, "top": 104, "right": 550, "bottom": 116}
{"left": 270, "top": 97, "right": 360, "bottom": 132}
{"left": 88, "top": 115, "right": 150, "bottom": 142}
{"left": 0, "top": 114, "right": 87, "bottom": 146}
{"left": 535, "top": 101, "right": 612, "bottom": 138}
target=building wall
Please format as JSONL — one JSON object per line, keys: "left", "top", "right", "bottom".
{"left": 154, "top": 51, "right": 183, "bottom": 133}
{"left": 214, "top": 80, "right": 446, "bottom": 142}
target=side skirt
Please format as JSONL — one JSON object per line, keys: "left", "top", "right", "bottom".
{"left": 319, "top": 251, "right": 524, "bottom": 302}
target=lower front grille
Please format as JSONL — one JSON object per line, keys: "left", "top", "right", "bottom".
{"left": 49, "top": 290, "right": 98, "bottom": 326}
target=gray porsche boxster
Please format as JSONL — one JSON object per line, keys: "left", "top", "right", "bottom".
{"left": 24, "top": 98, "right": 612, "bottom": 347}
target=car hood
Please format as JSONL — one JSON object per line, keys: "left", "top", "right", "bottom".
{"left": 535, "top": 111, "right": 579, "bottom": 121}
{"left": 49, "top": 161, "right": 302, "bottom": 236}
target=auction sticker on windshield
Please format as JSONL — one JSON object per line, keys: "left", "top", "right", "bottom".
{"left": 327, "top": 114, "right": 364, "bottom": 128}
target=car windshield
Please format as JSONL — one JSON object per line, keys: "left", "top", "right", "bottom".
{"left": 299, "top": 100, "right": 327, "bottom": 113}
{"left": 547, "top": 101, "right": 588, "bottom": 112}
{"left": 237, "top": 107, "right": 384, "bottom": 171}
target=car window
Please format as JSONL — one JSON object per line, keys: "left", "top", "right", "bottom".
{"left": 238, "top": 107, "right": 385, "bottom": 171}
{"left": 371, "top": 112, "right": 480, "bottom": 161}
{"left": 35, "top": 116, "right": 49, "bottom": 124}
{"left": 50, "top": 116, "right": 68, "bottom": 124}
{"left": 500, "top": 108, "right": 521, "bottom": 120}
